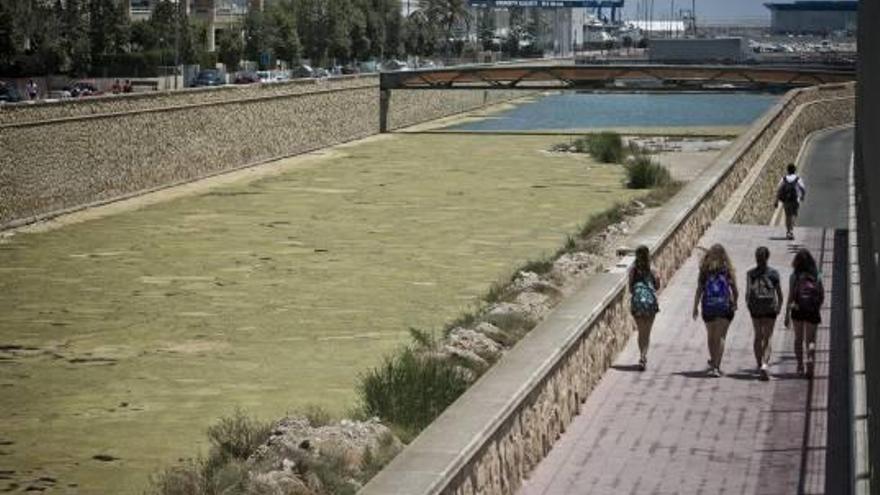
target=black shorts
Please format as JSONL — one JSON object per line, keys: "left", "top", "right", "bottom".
{"left": 792, "top": 309, "right": 821, "bottom": 325}
{"left": 703, "top": 311, "right": 735, "bottom": 323}
{"left": 783, "top": 201, "right": 800, "bottom": 217}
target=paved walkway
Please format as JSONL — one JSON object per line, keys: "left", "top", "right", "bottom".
{"left": 518, "top": 224, "right": 836, "bottom": 495}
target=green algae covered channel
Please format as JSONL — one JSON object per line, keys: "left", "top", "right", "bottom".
{"left": 0, "top": 133, "right": 641, "bottom": 493}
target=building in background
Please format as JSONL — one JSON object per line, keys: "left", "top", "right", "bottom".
{"left": 128, "top": 0, "right": 258, "bottom": 51}
{"left": 764, "top": 1, "right": 857, "bottom": 35}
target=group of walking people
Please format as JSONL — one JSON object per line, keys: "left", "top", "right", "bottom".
{"left": 628, "top": 243, "right": 825, "bottom": 380}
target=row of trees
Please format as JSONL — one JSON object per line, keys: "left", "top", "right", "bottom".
{"left": 0, "top": 0, "right": 551, "bottom": 77}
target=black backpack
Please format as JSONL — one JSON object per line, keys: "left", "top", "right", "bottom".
{"left": 778, "top": 177, "right": 798, "bottom": 203}
{"left": 747, "top": 270, "right": 777, "bottom": 315}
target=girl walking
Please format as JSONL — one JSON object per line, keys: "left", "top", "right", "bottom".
{"left": 692, "top": 244, "right": 739, "bottom": 377}
{"left": 629, "top": 245, "right": 660, "bottom": 371}
{"left": 785, "top": 248, "right": 825, "bottom": 378}
{"left": 746, "top": 246, "right": 784, "bottom": 381}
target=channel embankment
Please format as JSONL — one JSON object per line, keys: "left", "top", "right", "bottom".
{"left": 359, "top": 83, "right": 855, "bottom": 495}
{"left": 0, "top": 77, "right": 522, "bottom": 229}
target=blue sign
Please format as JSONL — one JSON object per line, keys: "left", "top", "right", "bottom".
{"left": 468, "top": 0, "right": 623, "bottom": 7}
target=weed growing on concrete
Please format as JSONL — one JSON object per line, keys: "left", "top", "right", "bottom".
{"left": 587, "top": 132, "right": 624, "bottom": 163}
{"left": 520, "top": 257, "right": 555, "bottom": 275}
{"left": 358, "top": 348, "right": 471, "bottom": 432}
{"left": 300, "top": 404, "right": 335, "bottom": 427}
{"left": 625, "top": 155, "right": 673, "bottom": 189}
{"left": 148, "top": 410, "right": 272, "bottom": 495}
{"left": 206, "top": 409, "right": 273, "bottom": 462}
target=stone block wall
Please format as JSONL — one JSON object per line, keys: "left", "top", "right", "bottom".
{"left": 0, "top": 75, "right": 379, "bottom": 127}
{"left": 386, "top": 89, "right": 525, "bottom": 131}
{"left": 0, "top": 81, "right": 527, "bottom": 229}
{"left": 359, "top": 83, "right": 857, "bottom": 495}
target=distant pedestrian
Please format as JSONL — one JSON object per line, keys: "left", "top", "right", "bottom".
{"left": 123, "top": 79, "right": 133, "bottom": 93}
{"left": 629, "top": 245, "right": 660, "bottom": 371}
{"left": 746, "top": 246, "right": 783, "bottom": 381}
{"left": 111, "top": 79, "right": 122, "bottom": 94}
{"left": 776, "top": 163, "right": 806, "bottom": 240}
{"left": 26, "top": 79, "right": 38, "bottom": 100}
{"left": 693, "top": 244, "right": 739, "bottom": 377}
{"left": 785, "top": 248, "right": 824, "bottom": 379}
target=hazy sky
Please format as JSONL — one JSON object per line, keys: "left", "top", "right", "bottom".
{"left": 622, "top": 0, "right": 787, "bottom": 22}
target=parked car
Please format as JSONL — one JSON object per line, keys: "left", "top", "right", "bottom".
{"left": 381, "top": 59, "right": 409, "bottom": 72}
{"left": 233, "top": 71, "right": 260, "bottom": 84}
{"left": 0, "top": 83, "right": 22, "bottom": 103}
{"left": 63, "top": 81, "right": 101, "bottom": 97}
{"left": 291, "top": 64, "right": 314, "bottom": 79}
{"left": 340, "top": 64, "right": 360, "bottom": 75}
{"left": 313, "top": 67, "right": 330, "bottom": 78}
{"left": 191, "top": 69, "right": 226, "bottom": 87}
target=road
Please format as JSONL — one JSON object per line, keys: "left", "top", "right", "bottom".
{"left": 797, "top": 126, "right": 854, "bottom": 229}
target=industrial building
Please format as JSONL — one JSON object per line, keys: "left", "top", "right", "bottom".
{"left": 649, "top": 37, "right": 749, "bottom": 63}
{"left": 764, "top": 1, "right": 857, "bottom": 35}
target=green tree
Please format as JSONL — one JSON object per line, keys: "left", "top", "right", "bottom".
{"left": 296, "top": 0, "right": 328, "bottom": 64}
{"left": 269, "top": 1, "right": 301, "bottom": 66}
{"left": 504, "top": 6, "right": 526, "bottom": 56}
{"left": 477, "top": 7, "right": 495, "bottom": 51}
{"left": 243, "top": 8, "right": 272, "bottom": 66}
{"left": 63, "top": 0, "right": 91, "bottom": 75}
{"left": 88, "top": 0, "right": 129, "bottom": 59}
{"left": 216, "top": 27, "right": 243, "bottom": 70}
{"left": 419, "top": 0, "right": 471, "bottom": 57}
{"left": 403, "top": 10, "right": 435, "bottom": 57}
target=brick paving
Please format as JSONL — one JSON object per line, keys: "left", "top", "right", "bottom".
{"left": 519, "top": 224, "right": 833, "bottom": 495}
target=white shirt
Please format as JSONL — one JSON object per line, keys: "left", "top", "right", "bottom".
{"left": 777, "top": 174, "right": 806, "bottom": 203}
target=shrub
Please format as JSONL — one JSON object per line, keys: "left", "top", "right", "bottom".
{"left": 206, "top": 409, "right": 273, "bottom": 462}
{"left": 521, "top": 257, "right": 554, "bottom": 275}
{"left": 358, "top": 348, "right": 471, "bottom": 432}
{"left": 588, "top": 132, "right": 624, "bottom": 163}
{"left": 625, "top": 156, "right": 673, "bottom": 189}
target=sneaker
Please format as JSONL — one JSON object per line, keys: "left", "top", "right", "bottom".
{"left": 638, "top": 357, "right": 647, "bottom": 372}
{"left": 709, "top": 367, "right": 722, "bottom": 378}
{"left": 759, "top": 365, "right": 770, "bottom": 381}
{"left": 786, "top": 231, "right": 794, "bottom": 240}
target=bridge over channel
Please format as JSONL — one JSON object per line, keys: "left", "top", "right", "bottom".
{"left": 378, "top": 63, "right": 856, "bottom": 132}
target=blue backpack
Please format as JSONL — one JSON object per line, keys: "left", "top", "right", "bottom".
{"left": 702, "top": 272, "right": 732, "bottom": 318}
{"left": 631, "top": 276, "right": 658, "bottom": 316}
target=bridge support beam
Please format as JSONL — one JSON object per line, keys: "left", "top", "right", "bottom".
{"left": 379, "top": 89, "right": 391, "bottom": 133}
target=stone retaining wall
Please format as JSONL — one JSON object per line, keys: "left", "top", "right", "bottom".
{"left": 0, "top": 81, "right": 523, "bottom": 229}
{"left": 0, "top": 75, "right": 378, "bottom": 126}
{"left": 359, "top": 82, "right": 856, "bottom": 495}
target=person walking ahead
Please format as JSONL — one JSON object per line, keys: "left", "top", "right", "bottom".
{"left": 777, "top": 163, "right": 806, "bottom": 240}
{"left": 746, "top": 246, "right": 783, "bottom": 381}
{"left": 629, "top": 245, "right": 660, "bottom": 371}
{"left": 785, "top": 248, "right": 824, "bottom": 379}
{"left": 693, "top": 244, "right": 739, "bottom": 378}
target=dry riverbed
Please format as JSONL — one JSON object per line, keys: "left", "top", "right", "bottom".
{"left": 1, "top": 133, "right": 658, "bottom": 493}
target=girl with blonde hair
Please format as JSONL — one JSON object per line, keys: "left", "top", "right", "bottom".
{"left": 629, "top": 245, "right": 660, "bottom": 371}
{"left": 692, "top": 244, "right": 739, "bottom": 377}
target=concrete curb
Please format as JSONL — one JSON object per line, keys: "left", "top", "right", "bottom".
{"left": 849, "top": 153, "right": 871, "bottom": 495}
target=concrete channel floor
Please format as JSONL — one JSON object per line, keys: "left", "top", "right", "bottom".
{"left": 518, "top": 224, "right": 835, "bottom": 495}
